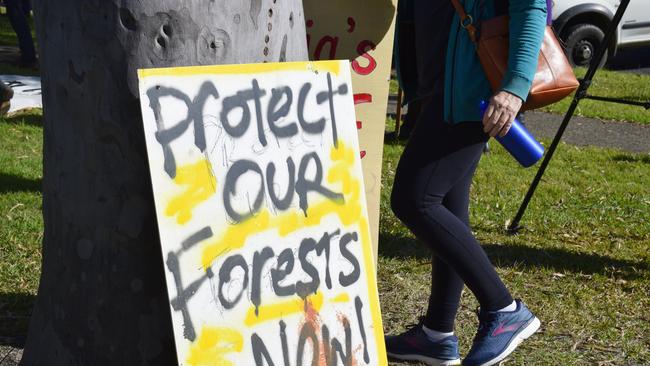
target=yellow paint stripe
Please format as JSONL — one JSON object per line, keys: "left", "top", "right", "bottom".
{"left": 360, "top": 216, "right": 388, "bottom": 364}
{"left": 330, "top": 293, "right": 350, "bottom": 303}
{"left": 186, "top": 326, "right": 243, "bottom": 366}
{"left": 202, "top": 210, "right": 272, "bottom": 265}
{"left": 244, "top": 291, "right": 324, "bottom": 327}
{"left": 165, "top": 158, "right": 217, "bottom": 225}
{"left": 138, "top": 60, "right": 341, "bottom": 79}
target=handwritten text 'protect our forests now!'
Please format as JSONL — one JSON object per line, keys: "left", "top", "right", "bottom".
{"left": 138, "top": 62, "right": 387, "bottom": 366}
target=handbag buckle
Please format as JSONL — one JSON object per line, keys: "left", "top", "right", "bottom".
{"left": 460, "top": 15, "right": 473, "bottom": 29}
{"left": 460, "top": 15, "right": 478, "bottom": 42}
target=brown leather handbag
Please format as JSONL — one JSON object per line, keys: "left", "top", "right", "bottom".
{"left": 451, "top": 0, "right": 579, "bottom": 110}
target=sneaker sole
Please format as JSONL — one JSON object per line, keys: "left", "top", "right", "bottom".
{"left": 387, "top": 352, "right": 461, "bottom": 366}
{"left": 474, "top": 316, "right": 541, "bottom": 366}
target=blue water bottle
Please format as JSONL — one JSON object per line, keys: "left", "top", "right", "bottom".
{"left": 479, "top": 100, "right": 545, "bottom": 168}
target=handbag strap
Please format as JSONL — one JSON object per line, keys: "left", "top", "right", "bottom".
{"left": 450, "top": 0, "right": 479, "bottom": 42}
{"left": 495, "top": 0, "right": 509, "bottom": 17}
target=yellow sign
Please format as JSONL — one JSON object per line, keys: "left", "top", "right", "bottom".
{"left": 304, "top": 0, "right": 398, "bottom": 259}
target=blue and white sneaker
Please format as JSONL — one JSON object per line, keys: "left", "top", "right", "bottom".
{"left": 385, "top": 326, "right": 461, "bottom": 365}
{"left": 462, "top": 299, "right": 540, "bottom": 366}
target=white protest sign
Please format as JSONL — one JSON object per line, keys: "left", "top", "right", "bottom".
{"left": 138, "top": 61, "right": 387, "bottom": 366}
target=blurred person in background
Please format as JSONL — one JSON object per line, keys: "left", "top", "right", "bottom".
{"left": 4, "top": 0, "right": 37, "bottom": 68}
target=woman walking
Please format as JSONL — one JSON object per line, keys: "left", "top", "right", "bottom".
{"left": 384, "top": 0, "right": 547, "bottom": 365}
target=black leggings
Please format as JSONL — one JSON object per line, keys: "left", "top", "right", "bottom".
{"left": 390, "top": 96, "right": 513, "bottom": 333}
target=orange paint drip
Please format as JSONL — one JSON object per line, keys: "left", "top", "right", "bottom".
{"left": 165, "top": 158, "right": 217, "bottom": 225}
{"left": 336, "top": 313, "right": 358, "bottom": 366}
{"left": 201, "top": 142, "right": 362, "bottom": 269}
{"left": 353, "top": 344, "right": 363, "bottom": 366}
{"left": 300, "top": 296, "right": 326, "bottom": 366}
{"left": 186, "top": 326, "right": 243, "bottom": 366}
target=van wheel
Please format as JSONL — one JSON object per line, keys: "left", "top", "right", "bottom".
{"left": 564, "top": 24, "right": 607, "bottom": 67}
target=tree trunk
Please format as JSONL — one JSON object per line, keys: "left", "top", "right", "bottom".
{"left": 21, "top": 1, "right": 307, "bottom": 365}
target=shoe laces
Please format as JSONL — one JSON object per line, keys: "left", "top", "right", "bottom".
{"left": 474, "top": 308, "right": 499, "bottom": 341}
{"left": 401, "top": 317, "right": 425, "bottom": 335}
{"left": 401, "top": 315, "right": 425, "bottom": 329}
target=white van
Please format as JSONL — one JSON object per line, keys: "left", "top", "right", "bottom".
{"left": 552, "top": 0, "right": 650, "bottom": 66}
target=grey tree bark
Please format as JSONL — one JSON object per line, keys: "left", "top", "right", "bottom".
{"left": 21, "top": 1, "right": 307, "bottom": 365}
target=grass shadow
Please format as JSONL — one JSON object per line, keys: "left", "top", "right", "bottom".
{"left": 607, "top": 47, "right": 650, "bottom": 72}
{"left": 0, "top": 173, "right": 41, "bottom": 193}
{"left": 378, "top": 232, "right": 430, "bottom": 260}
{"left": 382, "top": 135, "right": 408, "bottom": 147}
{"left": 0, "top": 62, "right": 39, "bottom": 77}
{"left": 0, "top": 292, "right": 34, "bottom": 347}
{"left": 0, "top": 110, "right": 42, "bottom": 127}
{"left": 612, "top": 154, "right": 650, "bottom": 164}
{"left": 378, "top": 232, "right": 649, "bottom": 281}
{"left": 482, "top": 242, "right": 649, "bottom": 281}
{"left": 610, "top": 96, "right": 650, "bottom": 104}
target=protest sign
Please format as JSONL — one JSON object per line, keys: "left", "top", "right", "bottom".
{"left": 303, "top": 0, "right": 397, "bottom": 259}
{"left": 138, "top": 60, "right": 387, "bottom": 365}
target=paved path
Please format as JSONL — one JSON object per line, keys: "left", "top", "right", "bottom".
{"left": 387, "top": 97, "right": 650, "bottom": 153}
{"left": 524, "top": 111, "right": 649, "bottom": 153}
{"left": 0, "top": 345, "right": 21, "bottom": 366}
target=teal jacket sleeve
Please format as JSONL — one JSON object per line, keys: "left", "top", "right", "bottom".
{"left": 500, "top": 0, "right": 547, "bottom": 101}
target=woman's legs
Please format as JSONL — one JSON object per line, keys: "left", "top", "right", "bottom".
{"left": 423, "top": 160, "right": 478, "bottom": 332}
{"left": 425, "top": 256, "right": 464, "bottom": 332}
{"left": 390, "top": 95, "right": 513, "bottom": 316}
{"left": 5, "top": 0, "right": 36, "bottom": 63}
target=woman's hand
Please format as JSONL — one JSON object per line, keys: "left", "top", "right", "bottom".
{"left": 482, "top": 91, "right": 523, "bottom": 137}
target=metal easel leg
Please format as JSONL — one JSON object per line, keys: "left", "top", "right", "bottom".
{"left": 394, "top": 87, "right": 404, "bottom": 140}
{"left": 507, "top": 0, "right": 632, "bottom": 233}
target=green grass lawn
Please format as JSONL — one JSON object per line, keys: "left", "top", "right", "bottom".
{"left": 0, "top": 109, "right": 42, "bottom": 337}
{"left": 2, "top": 110, "right": 649, "bottom": 364}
